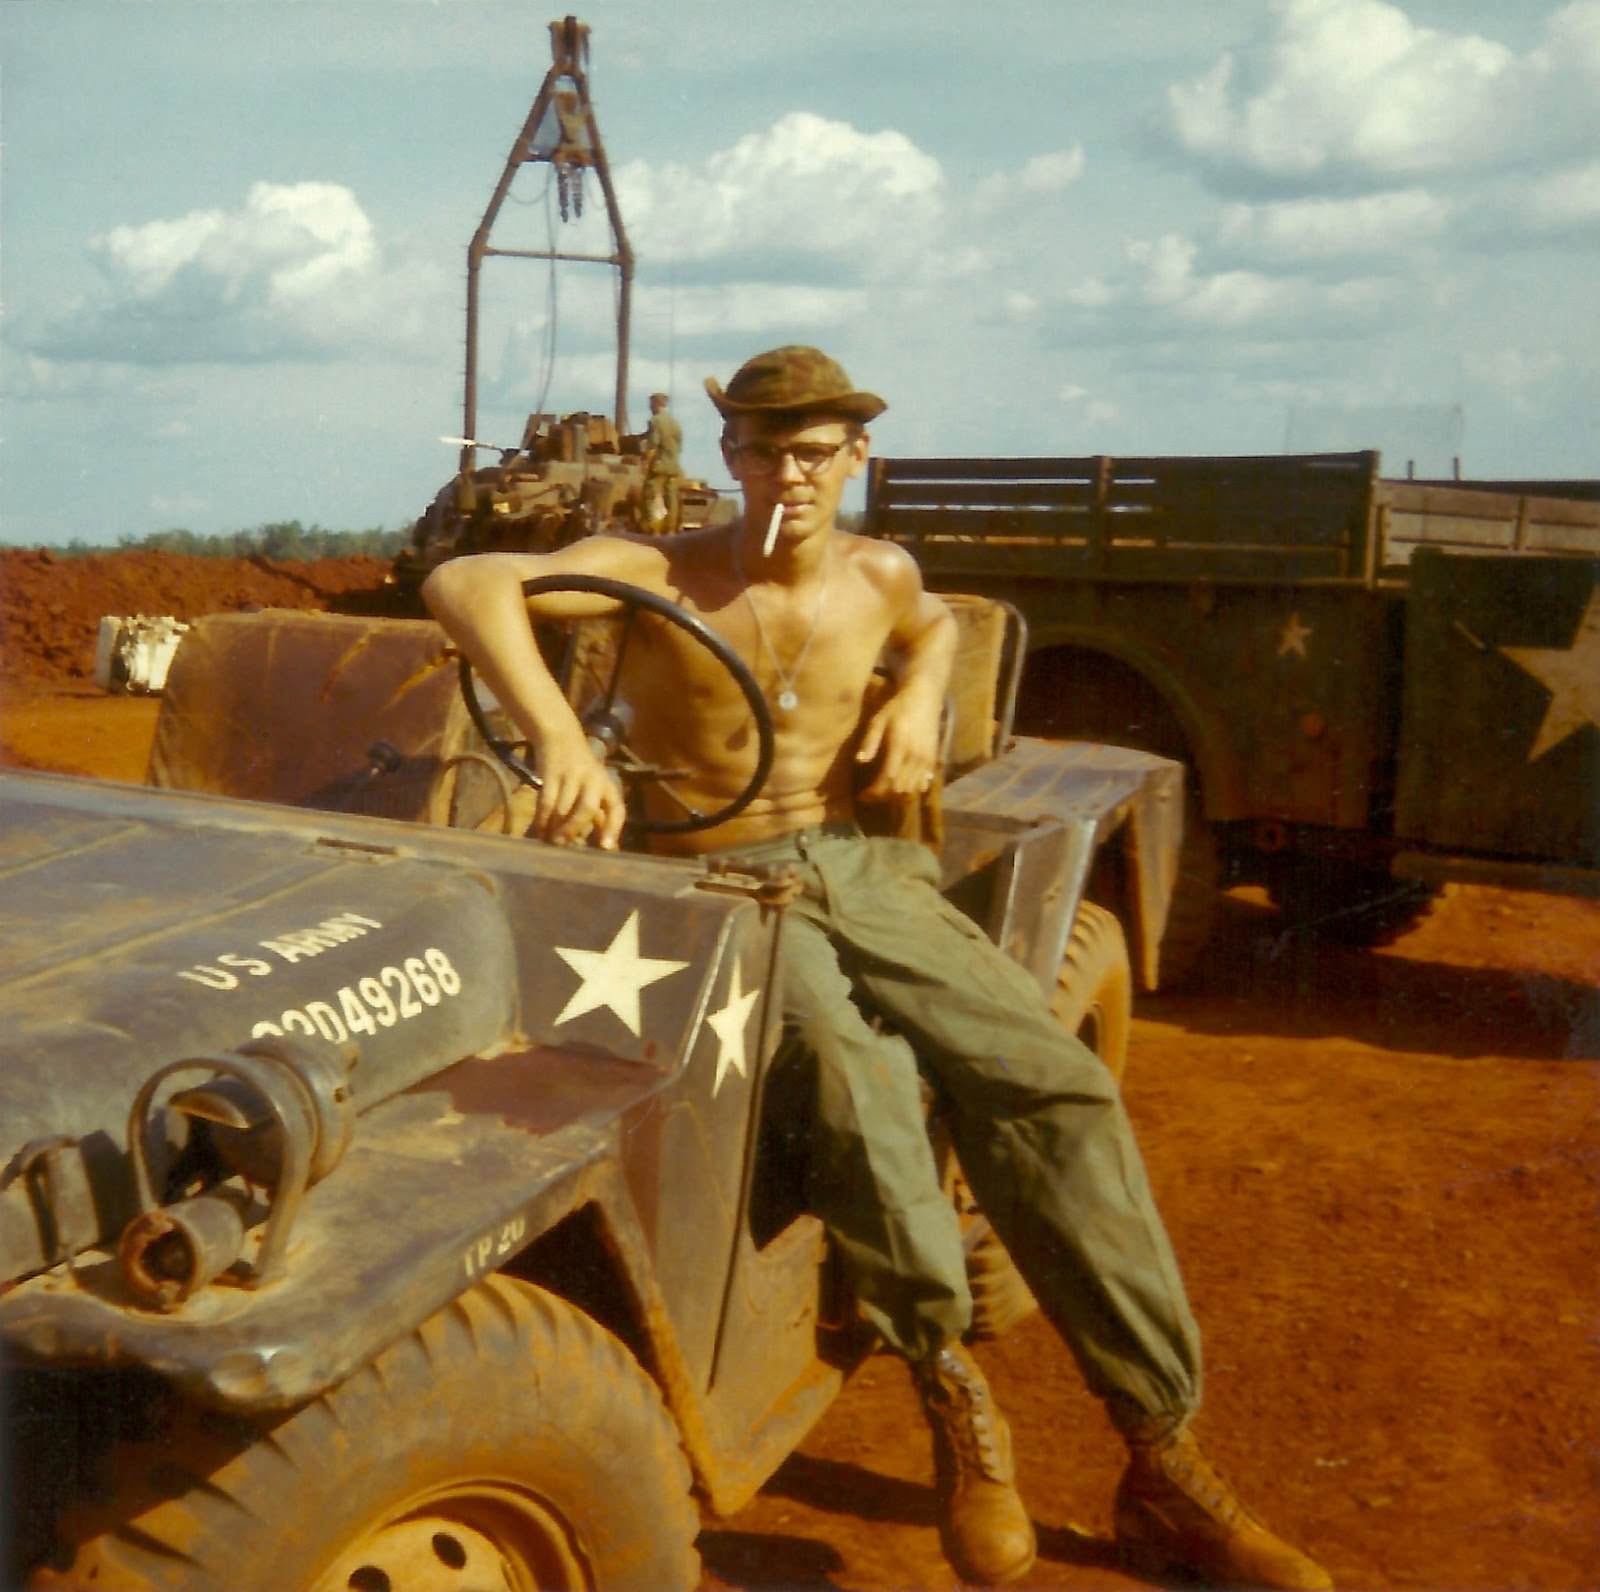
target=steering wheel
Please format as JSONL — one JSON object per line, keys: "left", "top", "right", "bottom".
{"left": 458, "top": 574, "right": 776, "bottom": 837}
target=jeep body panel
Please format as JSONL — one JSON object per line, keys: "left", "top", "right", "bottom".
{"left": 0, "top": 773, "right": 783, "bottom": 1431}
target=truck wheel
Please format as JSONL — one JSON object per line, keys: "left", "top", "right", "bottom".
{"left": 1269, "top": 863, "right": 1439, "bottom": 947}
{"left": 43, "top": 1276, "right": 700, "bottom": 1592}
{"left": 1155, "top": 794, "right": 1220, "bottom": 987}
{"left": 960, "top": 902, "right": 1133, "bottom": 1341}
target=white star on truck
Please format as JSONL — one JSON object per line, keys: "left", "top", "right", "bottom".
{"left": 1500, "top": 584, "right": 1600, "bottom": 760}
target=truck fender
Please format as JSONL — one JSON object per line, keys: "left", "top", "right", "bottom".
{"left": 1020, "top": 621, "right": 1246, "bottom": 820}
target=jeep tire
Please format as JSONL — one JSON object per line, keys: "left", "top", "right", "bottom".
{"left": 961, "top": 902, "right": 1132, "bottom": 1341}
{"left": 42, "top": 1276, "right": 700, "bottom": 1592}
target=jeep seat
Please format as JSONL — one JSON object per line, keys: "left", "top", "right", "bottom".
{"left": 147, "top": 594, "right": 1023, "bottom": 841}
{"left": 147, "top": 609, "right": 535, "bottom": 833}
{"left": 932, "top": 591, "right": 1023, "bottom": 779}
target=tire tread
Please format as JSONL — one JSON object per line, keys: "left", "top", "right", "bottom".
{"left": 46, "top": 1275, "right": 700, "bottom": 1592}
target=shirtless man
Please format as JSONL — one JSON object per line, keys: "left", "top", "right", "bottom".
{"left": 423, "top": 345, "right": 1332, "bottom": 1592}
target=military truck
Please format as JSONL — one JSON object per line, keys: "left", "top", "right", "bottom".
{"left": 865, "top": 451, "right": 1600, "bottom": 977}
{"left": 393, "top": 17, "right": 731, "bottom": 589}
{"left": 3, "top": 580, "right": 1181, "bottom": 1588}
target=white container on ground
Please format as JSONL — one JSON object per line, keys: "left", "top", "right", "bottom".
{"left": 93, "top": 615, "right": 191, "bottom": 694}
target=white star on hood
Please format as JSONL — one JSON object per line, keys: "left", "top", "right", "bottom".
{"left": 553, "top": 910, "right": 689, "bottom": 1036}
{"left": 707, "top": 959, "right": 761, "bottom": 1095}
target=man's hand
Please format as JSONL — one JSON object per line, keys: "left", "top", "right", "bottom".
{"left": 855, "top": 686, "right": 942, "bottom": 802}
{"left": 535, "top": 733, "right": 628, "bottom": 849}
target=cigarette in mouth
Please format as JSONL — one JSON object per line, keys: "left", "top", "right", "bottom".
{"left": 763, "top": 504, "right": 783, "bottom": 558}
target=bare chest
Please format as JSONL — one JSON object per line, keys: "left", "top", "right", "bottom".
{"left": 631, "top": 578, "right": 891, "bottom": 736}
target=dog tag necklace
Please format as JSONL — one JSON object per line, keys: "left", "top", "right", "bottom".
{"left": 733, "top": 536, "right": 830, "bottom": 713}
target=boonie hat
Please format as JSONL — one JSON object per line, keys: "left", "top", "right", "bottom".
{"left": 705, "top": 345, "right": 887, "bottom": 423}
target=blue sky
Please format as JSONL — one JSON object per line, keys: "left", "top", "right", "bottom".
{"left": 2, "top": 0, "right": 1596, "bottom": 545}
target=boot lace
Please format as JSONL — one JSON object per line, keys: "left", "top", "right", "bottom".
{"left": 1150, "top": 1431, "right": 1250, "bottom": 1530}
{"left": 919, "top": 1349, "right": 1007, "bottom": 1483}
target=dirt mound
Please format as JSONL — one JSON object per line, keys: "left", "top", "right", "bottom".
{"left": 0, "top": 547, "right": 409, "bottom": 683}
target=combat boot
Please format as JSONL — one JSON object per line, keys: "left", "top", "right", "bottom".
{"left": 913, "top": 1343, "right": 1037, "bottom": 1586}
{"left": 1114, "top": 1425, "right": 1333, "bottom": 1589}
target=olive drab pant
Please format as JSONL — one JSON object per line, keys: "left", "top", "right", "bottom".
{"left": 730, "top": 824, "right": 1203, "bottom": 1436}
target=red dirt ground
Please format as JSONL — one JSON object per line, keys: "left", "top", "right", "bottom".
{"left": 0, "top": 546, "right": 399, "bottom": 686}
{"left": 2, "top": 552, "right": 1597, "bottom": 1591}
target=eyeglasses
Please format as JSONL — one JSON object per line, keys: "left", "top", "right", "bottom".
{"left": 727, "top": 438, "right": 853, "bottom": 477}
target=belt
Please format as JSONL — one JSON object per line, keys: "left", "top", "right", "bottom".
{"left": 711, "top": 819, "right": 863, "bottom": 866}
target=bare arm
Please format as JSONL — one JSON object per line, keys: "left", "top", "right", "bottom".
{"left": 421, "top": 540, "right": 658, "bottom": 848}
{"left": 855, "top": 548, "right": 957, "bottom": 800}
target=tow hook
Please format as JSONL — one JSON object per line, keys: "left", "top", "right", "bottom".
{"left": 8, "top": 1135, "right": 83, "bottom": 1268}
{"left": 119, "top": 1035, "right": 357, "bottom": 1310}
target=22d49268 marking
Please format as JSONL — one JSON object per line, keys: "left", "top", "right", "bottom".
{"left": 250, "top": 948, "right": 464, "bottom": 1044}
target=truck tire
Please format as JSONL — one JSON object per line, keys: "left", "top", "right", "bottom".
{"left": 1155, "top": 793, "right": 1221, "bottom": 987}
{"left": 961, "top": 902, "right": 1132, "bottom": 1341}
{"left": 1012, "top": 649, "right": 1216, "bottom": 986}
{"left": 41, "top": 1276, "right": 700, "bottom": 1592}
{"left": 1268, "top": 863, "right": 1440, "bottom": 947}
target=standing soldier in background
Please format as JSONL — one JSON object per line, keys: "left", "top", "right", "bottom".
{"left": 641, "top": 391, "right": 684, "bottom": 533}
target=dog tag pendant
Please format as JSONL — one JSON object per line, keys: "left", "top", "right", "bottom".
{"left": 776, "top": 689, "right": 799, "bottom": 712}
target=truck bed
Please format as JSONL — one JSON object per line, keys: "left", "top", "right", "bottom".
{"left": 866, "top": 452, "right": 1600, "bottom": 585}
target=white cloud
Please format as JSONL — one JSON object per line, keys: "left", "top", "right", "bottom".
{"left": 614, "top": 111, "right": 955, "bottom": 282}
{"left": 5, "top": 353, "right": 122, "bottom": 400}
{"left": 1462, "top": 346, "right": 1570, "bottom": 418}
{"left": 24, "top": 182, "right": 445, "bottom": 365}
{"left": 486, "top": 280, "right": 870, "bottom": 402}
{"left": 1058, "top": 383, "right": 1120, "bottom": 425}
{"left": 1065, "top": 229, "right": 1400, "bottom": 334}
{"left": 638, "top": 283, "right": 869, "bottom": 337}
{"left": 975, "top": 146, "right": 1087, "bottom": 208}
{"left": 1064, "top": 277, "right": 1114, "bottom": 308}
{"left": 487, "top": 347, "right": 629, "bottom": 411}
{"left": 1020, "top": 148, "right": 1087, "bottom": 193}
{"left": 1516, "top": 159, "right": 1600, "bottom": 232}
{"left": 1465, "top": 347, "right": 1565, "bottom": 395}
{"left": 1127, "top": 234, "right": 1201, "bottom": 306}
{"left": 1165, "top": 0, "right": 1600, "bottom": 191}
{"left": 1217, "top": 188, "right": 1452, "bottom": 261}
{"left": 98, "top": 182, "right": 374, "bottom": 304}
{"left": 1179, "top": 269, "right": 1301, "bottom": 326}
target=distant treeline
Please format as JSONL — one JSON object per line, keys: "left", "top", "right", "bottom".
{"left": 49, "top": 522, "right": 409, "bottom": 561}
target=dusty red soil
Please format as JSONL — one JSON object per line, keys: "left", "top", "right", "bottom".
{"left": 2, "top": 553, "right": 1597, "bottom": 1591}
{"left": 0, "top": 546, "right": 400, "bottom": 685}
{"left": 702, "top": 887, "right": 1599, "bottom": 1592}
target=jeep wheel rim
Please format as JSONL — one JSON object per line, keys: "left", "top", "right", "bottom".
{"left": 311, "top": 1482, "right": 591, "bottom": 1591}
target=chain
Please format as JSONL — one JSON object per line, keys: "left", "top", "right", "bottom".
{"left": 731, "top": 534, "right": 831, "bottom": 713}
